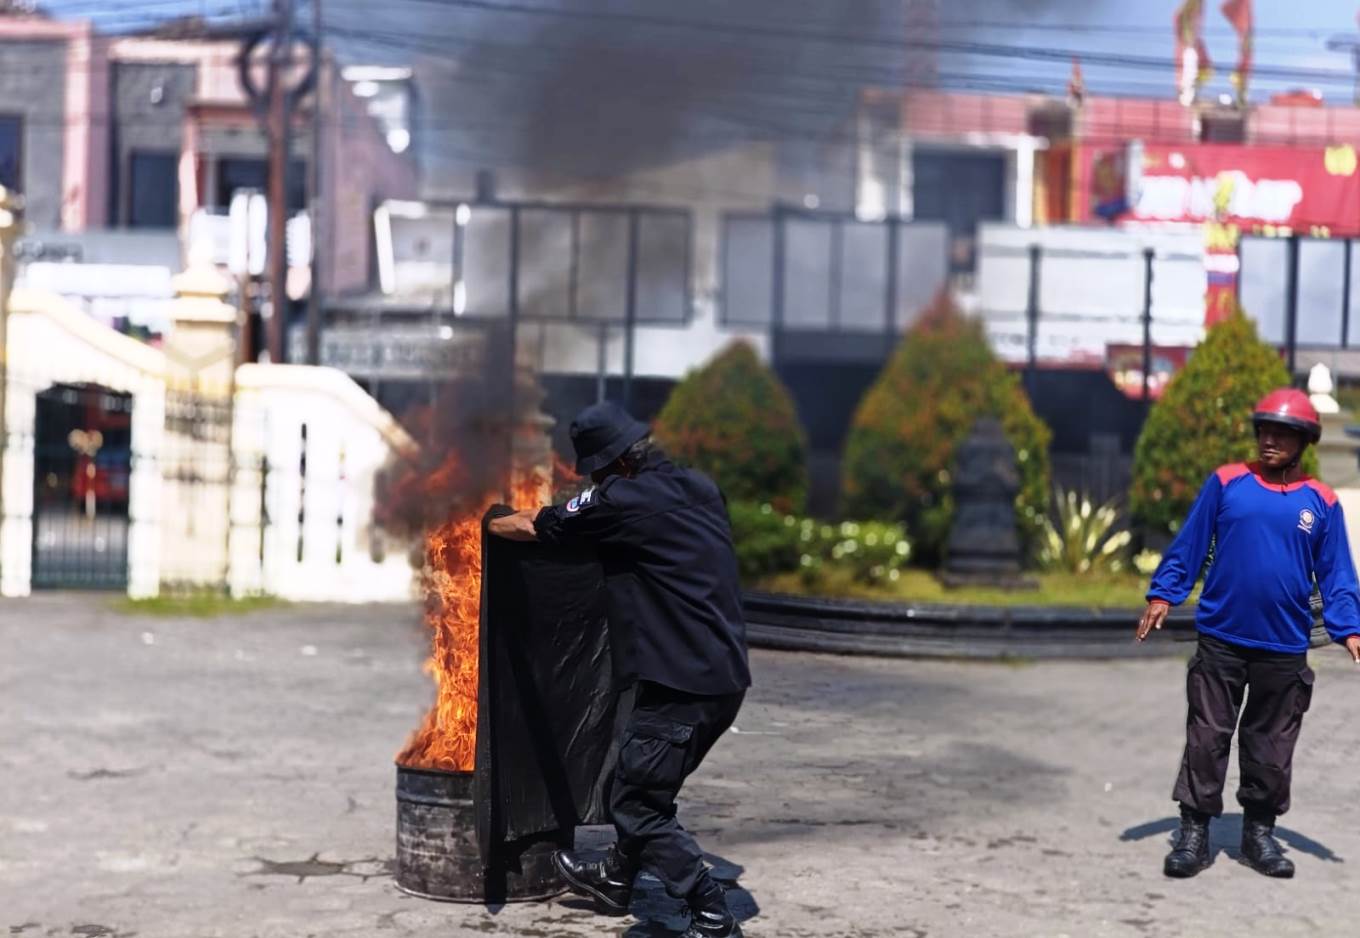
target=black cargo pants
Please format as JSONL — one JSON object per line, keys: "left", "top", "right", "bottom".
{"left": 609, "top": 680, "right": 745, "bottom": 899}
{"left": 1173, "top": 633, "right": 1315, "bottom": 819}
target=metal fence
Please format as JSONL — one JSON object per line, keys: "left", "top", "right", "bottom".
{"left": 28, "top": 381, "right": 136, "bottom": 590}
{"left": 976, "top": 238, "right": 1207, "bottom": 399}
{"left": 720, "top": 207, "right": 949, "bottom": 362}
{"left": 1239, "top": 234, "right": 1360, "bottom": 370}
{"left": 1051, "top": 451, "right": 1133, "bottom": 510}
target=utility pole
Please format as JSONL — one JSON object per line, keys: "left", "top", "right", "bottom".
{"left": 265, "top": 0, "right": 295, "bottom": 364}
{"left": 1326, "top": 35, "right": 1360, "bottom": 106}
{"left": 1141, "top": 248, "right": 1154, "bottom": 403}
{"left": 0, "top": 187, "right": 23, "bottom": 570}
{"left": 236, "top": 6, "right": 316, "bottom": 365}
{"left": 305, "top": 0, "right": 324, "bottom": 366}
{"left": 1024, "top": 244, "right": 1041, "bottom": 399}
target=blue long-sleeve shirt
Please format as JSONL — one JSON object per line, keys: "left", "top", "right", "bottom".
{"left": 1148, "top": 462, "right": 1360, "bottom": 653}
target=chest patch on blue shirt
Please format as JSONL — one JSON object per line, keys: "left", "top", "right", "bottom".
{"left": 1298, "top": 508, "right": 1316, "bottom": 534}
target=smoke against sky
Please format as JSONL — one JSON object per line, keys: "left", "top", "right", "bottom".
{"left": 353, "top": 0, "right": 907, "bottom": 192}
{"left": 37, "top": 0, "right": 1360, "bottom": 192}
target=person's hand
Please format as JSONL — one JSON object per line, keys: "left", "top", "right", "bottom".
{"left": 1345, "top": 634, "right": 1360, "bottom": 664}
{"left": 1136, "top": 600, "right": 1171, "bottom": 642}
{"left": 488, "top": 509, "right": 540, "bottom": 542}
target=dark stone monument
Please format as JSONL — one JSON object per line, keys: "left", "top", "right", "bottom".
{"left": 941, "top": 417, "right": 1036, "bottom": 590}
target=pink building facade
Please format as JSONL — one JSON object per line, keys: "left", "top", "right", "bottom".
{"left": 0, "top": 11, "right": 417, "bottom": 297}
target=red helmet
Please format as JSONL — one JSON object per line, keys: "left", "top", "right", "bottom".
{"left": 1252, "top": 388, "right": 1321, "bottom": 443}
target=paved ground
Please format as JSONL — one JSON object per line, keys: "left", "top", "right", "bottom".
{"left": 4, "top": 594, "right": 1360, "bottom": 938}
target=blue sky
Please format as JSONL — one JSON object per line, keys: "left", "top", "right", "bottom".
{"left": 935, "top": 0, "right": 1360, "bottom": 102}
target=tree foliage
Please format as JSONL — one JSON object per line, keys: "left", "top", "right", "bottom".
{"left": 841, "top": 297, "right": 1052, "bottom": 565}
{"left": 1131, "top": 311, "right": 1316, "bottom": 532}
{"left": 654, "top": 341, "right": 808, "bottom": 512}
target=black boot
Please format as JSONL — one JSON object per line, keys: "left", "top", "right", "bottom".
{"left": 1240, "top": 815, "right": 1294, "bottom": 878}
{"left": 553, "top": 846, "right": 635, "bottom": 915}
{"left": 681, "top": 875, "right": 740, "bottom": 938}
{"left": 1163, "top": 808, "right": 1211, "bottom": 878}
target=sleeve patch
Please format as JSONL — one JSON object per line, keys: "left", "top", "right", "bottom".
{"left": 565, "top": 486, "right": 597, "bottom": 514}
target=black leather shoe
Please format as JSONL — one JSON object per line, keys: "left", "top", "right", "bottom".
{"left": 1240, "top": 817, "right": 1294, "bottom": 878}
{"left": 1163, "top": 811, "right": 1211, "bottom": 878}
{"left": 682, "top": 877, "right": 741, "bottom": 938}
{"left": 552, "top": 846, "right": 635, "bottom": 915}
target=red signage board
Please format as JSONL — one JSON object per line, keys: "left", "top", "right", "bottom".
{"left": 1078, "top": 143, "right": 1360, "bottom": 325}
{"left": 1080, "top": 142, "right": 1360, "bottom": 236}
{"left": 1106, "top": 343, "right": 1192, "bottom": 401}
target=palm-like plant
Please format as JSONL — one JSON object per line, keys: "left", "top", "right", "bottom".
{"left": 1037, "top": 488, "right": 1133, "bottom": 574}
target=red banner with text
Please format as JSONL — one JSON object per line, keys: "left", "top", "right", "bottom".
{"left": 1079, "top": 142, "right": 1360, "bottom": 324}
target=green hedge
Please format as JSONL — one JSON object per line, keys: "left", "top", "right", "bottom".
{"left": 655, "top": 341, "right": 808, "bottom": 512}
{"left": 841, "top": 297, "right": 1052, "bottom": 566}
{"left": 1131, "top": 311, "right": 1317, "bottom": 533}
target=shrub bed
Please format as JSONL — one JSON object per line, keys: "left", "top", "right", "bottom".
{"left": 728, "top": 501, "right": 910, "bottom": 587}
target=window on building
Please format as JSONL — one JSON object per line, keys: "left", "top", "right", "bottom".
{"left": 127, "top": 151, "right": 179, "bottom": 228}
{"left": 216, "top": 157, "right": 307, "bottom": 212}
{"left": 0, "top": 115, "right": 22, "bottom": 192}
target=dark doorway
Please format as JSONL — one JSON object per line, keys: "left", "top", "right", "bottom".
{"left": 216, "top": 157, "right": 306, "bottom": 212}
{"left": 127, "top": 151, "right": 179, "bottom": 229}
{"left": 912, "top": 149, "right": 1007, "bottom": 273}
{"left": 0, "top": 114, "right": 21, "bottom": 192}
{"left": 31, "top": 384, "right": 134, "bottom": 590}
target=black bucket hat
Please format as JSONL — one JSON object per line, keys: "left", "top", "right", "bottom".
{"left": 570, "top": 402, "right": 650, "bottom": 475}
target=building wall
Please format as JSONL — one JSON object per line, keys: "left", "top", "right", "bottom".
{"left": 0, "top": 38, "right": 67, "bottom": 230}
{"left": 323, "top": 60, "right": 421, "bottom": 296}
{"left": 1249, "top": 104, "right": 1360, "bottom": 146}
{"left": 103, "top": 35, "right": 418, "bottom": 299}
{"left": 0, "top": 17, "right": 109, "bottom": 231}
{"left": 1078, "top": 97, "right": 1195, "bottom": 145}
{"left": 109, "top": 61, "right": 197, "bottom": 226}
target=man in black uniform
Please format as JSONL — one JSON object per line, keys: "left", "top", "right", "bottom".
{"left": 489, "top": 401, "right": 751, "bottom": 938}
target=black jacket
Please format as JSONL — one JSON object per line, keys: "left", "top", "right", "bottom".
{"left": 534, "top": 454, "right": 751, "bottom": 696}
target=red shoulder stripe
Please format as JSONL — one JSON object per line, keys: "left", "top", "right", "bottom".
{"left": 1215, "top": 463, "right": 1251, "bottom": 486}
{"left": 1305, "top": 478, "right": 1339, "bottom": 507}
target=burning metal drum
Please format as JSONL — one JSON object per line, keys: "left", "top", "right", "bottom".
{"left": 394, "top": 765, "right": 564, "bottom": 902}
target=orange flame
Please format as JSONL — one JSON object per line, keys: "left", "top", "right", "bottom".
{"left": 395, "top": 465, "right": 550, "bottom": 773}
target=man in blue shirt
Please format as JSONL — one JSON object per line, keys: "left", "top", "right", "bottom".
{"left": 1137, "top": 388, "right": 1360, "bottom": 879}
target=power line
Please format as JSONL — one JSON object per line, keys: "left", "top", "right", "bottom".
{"left": 319, "top": 18, "right": 1353, "bottom": 103}
{"left": 13, "top": 2, "right": 1360, "bottom": 156}
{"left": 931, "top": 19, "right": 1353, "bottom": 39}
{"left": 48, "top": 0, "right": 217, "bottom": 14}
{"left": 319, "top": 23, "right": 1360, "bottom": 119}
{"left": 40, "top": 0, "right": 1360, "bottom": 81}
{"left": 26, "top": 1, "right": 1360, "bottom": 96}
{"left": 328, "top": 0, "right": 1360, "bottom": 87}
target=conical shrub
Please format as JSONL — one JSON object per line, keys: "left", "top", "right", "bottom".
{"left": 1131, "top": 310, "right": 1317, "bottom": 533}
{"left": 654, "top": 340, "right": 808, "bottom": 512}
{"left": 841, "top": 296, "right": 1052, "bottom": 566}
